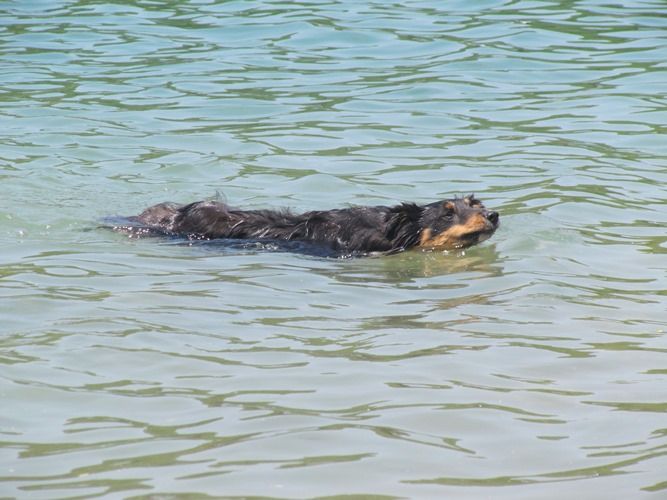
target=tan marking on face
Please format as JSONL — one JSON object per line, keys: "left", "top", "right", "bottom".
{"left": 419, "top": 213, "right": 492, "bottom": 250}
{"left": 420, "top": 227, "right": 433, "bottom": 246}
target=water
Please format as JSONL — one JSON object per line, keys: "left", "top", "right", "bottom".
{"left": 1, "top": 0, "right": 666, "bottom": 498}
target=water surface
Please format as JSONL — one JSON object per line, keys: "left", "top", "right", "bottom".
{"left": 1, "top": 0, "right": 667, "bottom": 498}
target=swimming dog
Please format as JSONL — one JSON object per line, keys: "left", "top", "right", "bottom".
{"left": 112, "top": 195, "right": 499, "bottom": 256}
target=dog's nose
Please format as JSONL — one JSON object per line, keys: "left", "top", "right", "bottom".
{"left": 486, "top": 211, "right": 499, "bottom": 225}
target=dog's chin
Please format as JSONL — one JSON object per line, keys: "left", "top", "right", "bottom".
{"left": 475, "top": 231, "right": 494, "bottom": 244}
{"left": 455, "top": 228, "right": 497, "bottom": 249}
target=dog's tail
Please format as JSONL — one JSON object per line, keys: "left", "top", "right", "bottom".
{"left": 105, "top": 202, "right": 182, "bottom": 238}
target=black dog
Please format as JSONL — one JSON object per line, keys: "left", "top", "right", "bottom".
{"left": 112, "top": 195, "right": 499, "bottom": 256}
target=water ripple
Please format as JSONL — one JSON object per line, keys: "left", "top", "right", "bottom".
{"left": 2, "top": 0, "right": 667, "bottom": 498}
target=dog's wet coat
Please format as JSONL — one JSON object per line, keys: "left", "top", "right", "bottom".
{"left": 112, "top": 195, "right": 499, "bottom": 257}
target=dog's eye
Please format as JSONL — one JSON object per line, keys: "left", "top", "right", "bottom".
{"left": 443, "top": 202, "right": 456, "bottom": 217}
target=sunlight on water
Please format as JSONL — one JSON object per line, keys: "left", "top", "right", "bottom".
{"left": 1, "top": 0, "right": 666, "bottom": 498}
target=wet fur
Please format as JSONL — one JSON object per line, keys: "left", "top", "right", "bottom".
{"left": 112, "top": 195, "right": 499, "bottom": 257}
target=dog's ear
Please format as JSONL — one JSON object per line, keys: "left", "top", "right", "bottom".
{"left": 391, "top": 202, "right": 422, "bottom": 223}
{"left": 443, "top": 200, "right": 456, "bottom": 215}
{"left": 464, "top": 194, "right": 483, "bottom": 207}
{"left": 385, "top": 203, "right": 424, "bottom": 247}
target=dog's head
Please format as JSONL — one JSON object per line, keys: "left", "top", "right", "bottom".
{"left": 418, "top": 195, "right": 499, "bottom": 250}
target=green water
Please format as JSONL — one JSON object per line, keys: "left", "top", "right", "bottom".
{"left": 2, "top": 1, "right": 667, "bottom": 498}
